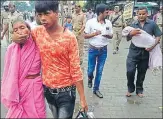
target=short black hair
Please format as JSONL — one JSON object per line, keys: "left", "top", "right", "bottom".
{"left": 35, "top": 1, "right": 59, "bottom": 13}
{"left": 96, "top": 3, "right": 108, "bottom": 16}
{"left": 137, "top": 7, "right": 148, "bottom": 13}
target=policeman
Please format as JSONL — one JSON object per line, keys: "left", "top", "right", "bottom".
{"left": 109, "top": 6, "right": 125, "bottom": 54}
{"left": 72, "top": 4, "right": 86, "bottom": 65}
{"left": 1, "top": 1, "right": 10, "bottom": 41}
{"left": 2, "top": 2, "right": 23, "bottom": 46}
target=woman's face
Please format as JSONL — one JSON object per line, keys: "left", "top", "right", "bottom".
{"left": 12, "top": 21, "right": 30, "bottom": 44}
{"left": 13, "top": 22, "right": 30, "bottom": 35}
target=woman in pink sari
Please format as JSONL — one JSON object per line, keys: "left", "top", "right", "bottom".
{"left": 1, "top": 19, "right": 46, "bottom": 118}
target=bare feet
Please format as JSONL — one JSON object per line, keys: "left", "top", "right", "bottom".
{"left": 126, "top": 92, "right": 131, "bottom": 97}
{"left": 137, "top": 93, "right": 143, "bottom": 98}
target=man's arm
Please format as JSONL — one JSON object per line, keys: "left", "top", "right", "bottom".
{"left": 1, "top": 23, "right": 8, "bottom": 39}
{"left": 146, "top": 22, "right": 162, "bottom": 51}
{"left": 83, "top": 20, "right": 101, "bottom": 39}
{"left": 146, "top": 37, "right": 160, "bottom": 51}
{"left": 79, "top": 14, "right": 86, "bottom": 34}
{"left": 126, "top": 23, "right": 141, "bottom": 41}
{"left": 84, "top": 31, "right": 101, "bottom": 39}
{"left": 68, "top": 35, "right": 88, "bottom": 111}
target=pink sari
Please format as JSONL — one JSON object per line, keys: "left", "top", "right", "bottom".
{"left": 1, "top": 35, "right": 46, "bottom": 118}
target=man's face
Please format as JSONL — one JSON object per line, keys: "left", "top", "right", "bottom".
{"left": 9, "top": 4, "right": 15, "bottom": 13}
{"left": 114, "top": 7, "right": 119, "bottom": 13}
{"left": 101, "top": 10, "right": 108, "bottom": 19}
{"left": 137, "top": 9, "right": 148, "bottom": 22}
{"left": 36, "top": 10, "right": 58, "bottom": 28}
{"left": 75, "top": 5, "right": 80, "bottom": 13}
{"left": 89, "top": 9, "right": 92, "bottom": 13}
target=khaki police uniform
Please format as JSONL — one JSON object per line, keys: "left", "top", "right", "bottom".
{"left": 109, "top": 12, "right": 124, "bottom": 53}
{"left": 1, "top": 11, "right": 10, "bottom": 41}
{"left": 156, "top": 12, "right": 162, "bottom": 52}
{"left": 72, "top": 11, "right": 86, "bottom": 64}
{"left": 8, "top": 11, "right": 23, "bottom": 45}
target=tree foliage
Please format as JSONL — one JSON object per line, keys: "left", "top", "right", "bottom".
{"left": 84, "top": 0, "right": 107, "bottom": 11}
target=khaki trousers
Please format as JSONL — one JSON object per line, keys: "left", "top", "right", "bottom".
{"left": 113, "top": 27, "right": 122, "bottom": 51}
{"left": 73, "top": 31, "right": 84, "bottom": 63}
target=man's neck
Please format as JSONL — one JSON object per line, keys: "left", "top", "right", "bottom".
{"left": 115, "top": 12, "right": 119, "bottom": 15}
{"left": 46, "top": 24, "right": 63, "bottom": 34}
{"left": 97, "top": 16, "right": 104, "bottom": 23}
{"left": 11, "top": 11, "right": 15, "bottom": 15}
{"left": 76, "top": 10, "right": 81, "bottom": 14}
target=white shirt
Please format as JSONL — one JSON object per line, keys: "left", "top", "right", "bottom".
{"left": 84, "top": 18, "right": 113, "bottom": 47}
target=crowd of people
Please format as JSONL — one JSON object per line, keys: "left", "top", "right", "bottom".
{"left": 1, "top": 1, "right": 162, "bottom": 118}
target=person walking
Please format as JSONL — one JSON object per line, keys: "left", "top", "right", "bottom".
{"left": 11, "top": 1, "right": 88, "bottom": 118}
{"left": 109, "top": 6, "right": 125, "bottom": 54}
{"left": 72, "top": 4, "right": 86, "bottom": 65}
{"left": 84, "top": 3, "right": 113, "bottom": 98}
{"left": 1, "top": 19, "right": 46, "bottom": 118}
{"left": 1, "top": 2, "right": 23, "bottom": 46}
{"left": 125, "top": 7, "right": 161, "bottom": 97}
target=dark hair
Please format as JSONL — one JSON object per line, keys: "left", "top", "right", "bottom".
{"left": 96, "top": 3, "right": 108, "bottom": 16}
{"left": 35, "top": 1, "right": 59, "bottom": 13}
{"left": 137, "top": 7, "right": 148, "bottom": 13}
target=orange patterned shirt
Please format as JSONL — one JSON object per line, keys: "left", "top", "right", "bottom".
{"left": 32, "top": 26, "right": 83, "bottom": 88}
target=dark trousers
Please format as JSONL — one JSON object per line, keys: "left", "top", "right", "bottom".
{"left": 126, "top": 45, "right": 149, "bottom": 94}
{"left": 44, "top": 86, "right": 76, "bottom": 119}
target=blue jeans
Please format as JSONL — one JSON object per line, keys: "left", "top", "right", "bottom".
{"left": 44, "top": 86, "right": 76, "bottom": 118}
{"left": 87, "top": 46, "right": 107, "bottom": 91}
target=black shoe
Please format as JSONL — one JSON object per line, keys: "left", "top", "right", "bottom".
{"left": 113, "top": 51, "right": 117, "bottom": 54}
{"left": 88, "top": 79, "right": 92, "bottom": 88}
{"left": 93, "top": 90, "right": 103, "bottom": 98}
{"left": 116, "top": 47, "right": 119, "bottom": 51}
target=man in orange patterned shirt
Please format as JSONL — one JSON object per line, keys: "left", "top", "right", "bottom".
{"left": 11, "top": 1, "right": 88, "bottom": 118}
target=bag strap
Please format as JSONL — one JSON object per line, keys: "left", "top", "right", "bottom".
{"left": 112, "top": 15, "right": 121, "bottom": 24}
{"left": 75, "top": 110, "right": 88, "bottom": 118}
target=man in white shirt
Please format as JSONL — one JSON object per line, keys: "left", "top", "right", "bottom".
{"left": 84, "top": 3, "right": 113, "bottom": 98}
{"left": 86, "top": 9, "right": 95, "bottom": 21}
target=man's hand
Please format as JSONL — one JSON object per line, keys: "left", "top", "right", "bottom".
{"left": 102, "top": 34, "right": 113, "bottom": 39}
{"left": 78, "top": 30, "right": 83, "bottom": 35}
{"left": 145, "top": 47, "right": 153, "bottom": 52}
{"left": 80, "top": 97, "right": 88, "bottom": 112}
{"left": 12, "top": 33, "right": 28, "bottom": 44}
{"left": 146, "top": 38, "right": 160, "bottom": 52}
{"left": 129, "top": 29, "right": 141, "bottom": 36}
{"left": 94, "top": 30, "right": 101, "bottom": 36}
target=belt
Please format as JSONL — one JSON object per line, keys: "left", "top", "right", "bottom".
{"left": 89, "top": 45, "right": 107, "bottom": 50}
{"left": 113, "top": 25, "right": 122, "bottom": 27}
{"left": 45, "top": 85, "right": 76, "bottom": 94}
{"left": 73, "top": 29, "right": 80, "bottom": 32}
{"left": 25, "top": 73, "right": 40, "bottom": 79}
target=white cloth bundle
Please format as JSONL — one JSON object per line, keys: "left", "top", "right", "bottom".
{"left": 122, "top": 26, "right": 162, "bottom": 72}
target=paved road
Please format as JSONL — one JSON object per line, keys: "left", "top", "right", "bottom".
{"left": 1, "top": 37, "right": 162, "bottom": 118}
